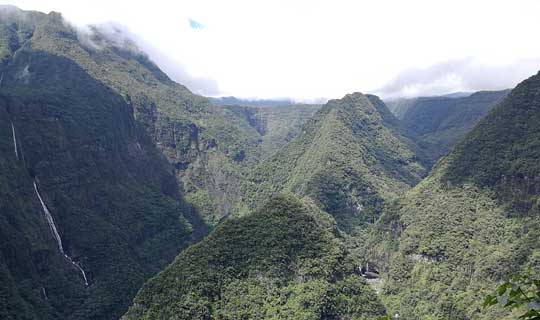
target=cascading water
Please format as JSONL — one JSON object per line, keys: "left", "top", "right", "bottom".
{"left": 71, "top": 261, "right": 89, "bottom": 286}
{"left": 33, "top": 181, "right": 89, "bottom": 286}
{"left": 11, "top": 122, "right": 19, "bottom": 160}
{"left": 41, "top": 287, "right": 48, "bottom": 301}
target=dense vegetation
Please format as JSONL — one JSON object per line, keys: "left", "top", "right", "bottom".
{"left": 11, "top": 6, "right": 265, "bottom": 224}
{"left": 3, "top": 5, "right": 540, "bottom": 320}
{"left": 123, "top": 194, "right": 386, "bottom": 320}
{"left": 386, "top": 90, "right": 509, "bottom": 161}
{"left": 241, "top": 92, "right": 427, "bottom": 233}
{"left": 367, "top": 73, "right": 540, "bottom": 319}
{"left": 124, "top": 90, "right": 433, "bottom": 320}
{"left": 222, "top": 103, "right": 322, "bottom": 159}
{"left": 0, "top": 6, "right": 207, "bottom": 320}
{"left": 484, "top": 271, "right": 540, "bottom": 320}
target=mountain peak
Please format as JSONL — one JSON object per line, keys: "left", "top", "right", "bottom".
{"left": 123, "top": 193, "right": 386, "bottom": 319}
{"left": 242, "top": 90, "right": 427, "bottom": 233}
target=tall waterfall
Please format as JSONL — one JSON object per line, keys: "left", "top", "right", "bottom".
{"left": 11, "top": 122, "right": 18, "bottom": 160}
{"left": 33, "top": 181, "right": 89, "bottom": 286}
{"left": 33, "top": 182, "right": 64, "bottom": 254}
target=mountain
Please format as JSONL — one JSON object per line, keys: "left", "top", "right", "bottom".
{"left": 2, "top": 6, "right": 264, "bottom": 226}
{"left": 385, "top": 92, "right": 474, "bottom": 118}
{"left": 385, "top": 97, "right": 417, "bottom": 120}
{"left": 241, "top": 93, "right": 427, "bottom": 233}
{"left": 0, "top": 8, "right": 203, "bottom": 320}
{"left": 123, "top": 194, "right": 387, "bottom": 320}
{"left": 439, "top": 91, "right": 474, "bottom": 98}
{"left": 0, "top": 5, "right": 267, "bottom": 319}
{"left": 369, "top": 73, "right": 540, "bottom": 319}
{"left": 121, "top": 92, "right": 427, "bottom": 320}
{"left": 209, "top": 96, "right": 295, "bottom": 108}
{"left": 385, "top": 90, "right": 510, "bottom": 161}
{"left": 222, "top": 103, "right": 322, "bottom": 159}
{"left": 4, "top": 5, "right": 537, "bottom": 320}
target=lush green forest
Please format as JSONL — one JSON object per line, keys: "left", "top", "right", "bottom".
{"left": 240, "top": 93, "right": 427, "bottom": 232}
{"left": 366, "top": 72, "right": 540, "bottom": 319}
{"left": 2, "top": 5, "right": 540, "bottom": 320}
{"left": 123, "top": 194, "right": 386, "bottom": 320}
{"left": 386, "top": 90, "right": 509, "bottom": 161}
{"left": 0, "top": 8, "right": 204, "bottom": 320}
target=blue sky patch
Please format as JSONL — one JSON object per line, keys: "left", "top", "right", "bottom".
{"left": 188, "top": 19, "right": 204, "bottom": 30}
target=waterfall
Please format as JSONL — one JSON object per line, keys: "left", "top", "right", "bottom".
{"left": 11, "top": 122, "right": 19, "bottom": 160}
{"left": 72, "top": 261, "right": 89, "bottom": 286}
{"left": 33, "top": 182, "right": 64, "bottom": 254}
{"left": 41, "top": 287, "right": 48, "bottom": 301}
{"left": 33, "top": 181, "right": 89, "bottom": 286}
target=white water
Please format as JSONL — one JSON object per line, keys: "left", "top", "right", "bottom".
{"left": 33, "top": 182, "right": 64, "bottom": 254}
{"left": 33, "top": 181, "right": 89, "bottom": 286}
{"left": 71, "top": 260, "right": 89, "bottom": 286}
{"left": 11, "top": 122, "right": 19, "bottom": 160}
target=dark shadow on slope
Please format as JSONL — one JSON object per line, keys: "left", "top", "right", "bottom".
{"left": 0, "top": 50, "right": 207, "bottom": 320}
{"left": 443, "top": 72, "right": 540, "bottom": 216}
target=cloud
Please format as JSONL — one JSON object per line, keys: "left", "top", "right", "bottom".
{"left": 74, "top": 21, "right": 220, "bottom": 96}
{"left": 374, "top": 58, "right": 540, "bottom": 99}
{"left": 5, "top": 0, "right": 540, "bottom": 100}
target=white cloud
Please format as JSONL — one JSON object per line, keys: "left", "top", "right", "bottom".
{"left": 375, "top": 58, "right": 540, "bottom": 98}
{"left": 4, "top": 0, "right": 540, "bottom": 99}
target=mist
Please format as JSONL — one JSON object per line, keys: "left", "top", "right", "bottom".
{"left": 75, "top": 21, "right": 221, "bottom": 96}
{"left": 374, "top": 58, "right": 540, "bottom": 99}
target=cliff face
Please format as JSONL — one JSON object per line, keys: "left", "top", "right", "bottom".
{"left": 0, "top": 7, "right": 206, "bottom": 319}
{"left": 7, "top": 6, "right": 263, "bottom": 225}
{"left": 223, "top": 103, "right": 322, "bottom": 159}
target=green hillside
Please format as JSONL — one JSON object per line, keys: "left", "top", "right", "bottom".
{"left": 123, "top": 194, "right": 387, "bottom": 320}
{"left": 7, "top": 7, "right": 263, "bottom": 225}
{"left": 3, "top": 5, "right": 539, "bottom": 320}
{"left": 222, "top": 103, "right": 322, "bottom": 159}
{"left": 370, "top": 73, "right": 540, "bottom": 320}
{"left": 386, "top": 90, "right": 509, "bottom": 161}
{"left": 0, "top": 7, "right": 209, "bottom": 319}
{"left": 242, "top": 92, "right": 427, "bottom": 233}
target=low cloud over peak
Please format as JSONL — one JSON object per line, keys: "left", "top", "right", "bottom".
{"left": 5, "top": 0, "right": 540, "bottom": 100}
{"left": 374, "top": 58, "right": 540, "bottom": 99}
{"left": 75, "top": 21, "right": 221, "bottom": 96}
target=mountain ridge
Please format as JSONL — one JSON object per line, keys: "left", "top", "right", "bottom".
{"left": 241, "top": 92, "right": 427, "bottom": 233}
{"left": 369, "top": 72, "right": 540, "bottom": 320}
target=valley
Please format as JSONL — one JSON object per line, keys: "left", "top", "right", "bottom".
{"left": 1, "top": 4, "right": 539, "bottom": 320}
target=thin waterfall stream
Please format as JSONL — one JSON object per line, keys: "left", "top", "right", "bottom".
{"left": 11, "top": 122, "right": 19, "bottom": 160}
{"left": 33, "top": 181, "right": 89, "bottom": 286}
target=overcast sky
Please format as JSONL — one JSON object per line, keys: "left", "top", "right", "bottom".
{"left": 5, "top": 0, "right": 540, "bottom": 100}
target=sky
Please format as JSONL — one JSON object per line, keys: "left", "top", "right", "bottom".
{"left": 4, "top": 0, "right": 540, "bottom": 100}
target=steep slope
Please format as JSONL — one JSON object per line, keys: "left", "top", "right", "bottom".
{"left": 123, "top": 194, "right": 387, "bottom": 320}
{"left": 6, "top": 6, "right": 262, "bottom": 224}
{"left": 222, "top": 103, "right": 322, "bottom": 159}
{"left": 372, "top": 73, "right": 540, "bottom": 319}
{"left": 0, "top": 7, "right": 205, "bottom": 320}
{"left": 385, "top": 97, "right": 419, "bottom": 120}
{"left": 386, "top": 90, "right": 509, "bottom": 161}
{"left": 242, "top": 93, "right": 427, "bottom": 233}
